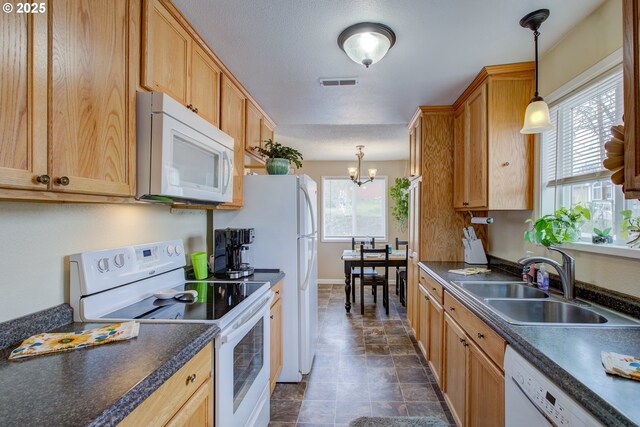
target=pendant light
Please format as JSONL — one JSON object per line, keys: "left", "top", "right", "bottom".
{"left": 338, "top": 22, "right": 396, "bottom": 68}
{"left": 520, "top": 9, "right": 553, "bottom": 134}
{"left": 348, "top": 146, "right": 377, "bottom": 186}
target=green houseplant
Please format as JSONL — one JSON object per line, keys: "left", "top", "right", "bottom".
{"left": 592, "top": 227, "right": 613, "bottom": 244}
{"left": 254, "top": 139, "right": 303, "bottom": 175}
{"left": 389, "top": 177, "right": 410, "bottom": 232}
{"left": 621, "top": 210, "right": 640, "bottom": 247}
{"left": 524, "top": 204, "right": 591, "bottom": 247}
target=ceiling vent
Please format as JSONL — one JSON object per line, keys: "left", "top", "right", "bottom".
{"left": 319, "top": 77, "right": 358, "bottom": 87}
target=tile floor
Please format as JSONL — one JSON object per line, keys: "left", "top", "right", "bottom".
{"left": 269, "top": 283, "right": 456, "bottom": 427}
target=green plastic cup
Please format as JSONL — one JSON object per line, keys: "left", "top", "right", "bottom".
{"left": 191, "top": 252, "right": 208, "bottom": 280}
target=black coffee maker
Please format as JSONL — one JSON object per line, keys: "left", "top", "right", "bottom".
{"left": 213, "top": 228, "right": 255, "bottom": 278}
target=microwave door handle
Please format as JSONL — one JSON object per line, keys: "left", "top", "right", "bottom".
{"left": 222, "top": 150, "right": 232, "bottom": 194}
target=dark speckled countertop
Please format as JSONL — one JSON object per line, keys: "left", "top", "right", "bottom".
{"left": 420, "top": 261, "right": 640, "bottom": 427}
{"left": 0, "top": 304, "right": 219, "bottom": 427}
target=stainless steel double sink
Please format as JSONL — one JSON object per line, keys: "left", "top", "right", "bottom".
{"left": 453, "top": 281, "right": 639, "bottom": 327}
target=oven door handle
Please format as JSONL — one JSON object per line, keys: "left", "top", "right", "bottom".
{"left": 220, "top": 292, "right": 274, "bottom": 344}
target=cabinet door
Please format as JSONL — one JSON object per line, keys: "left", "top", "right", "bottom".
{"left": 166, "top": 378, "right": 213, "bottom": 427}
{"left": 220, "top": 74, "right": 246, "bottom": 208}
{"left": 428, "top": 296, "right": 444, "bottom": 387}
{"left": 245, "top": 100, "right": 262, "bottom": 156}
{"left": 467, "top": 340, "right": 504, "bottom": 427}
{"left": 444, "top": 314, "right": 468, "bottom": 427}
{"left": 409, "top": 126, "right": 417, "bottom": 178}
{"left": 409, "top": 117, "right": 422, "bottom": 178}
{"left": 418, "top": 284, "right": 430, "bottom": 358}
{"left": 453, "top": 107, "right": 466, "bottom": 208}
{"left": 0, "top": 10, "right": 47, "bottom": 190}
{"left": 189, "top": 43, "right": 220, "bottom": 127}
{"left": 465, "top": 84, "right": 488, "bottom": 209}
{"left": 143, "top": 0, "right": 190, "bottom": 103}
{"left": 270, "top": 297, "right": 283, "bottom": 392}
{"left": 624, "top": 0, "right": 640, "bottom": 194}
{"left": 49, "top": 0, "right": 134, "bottom": 196}
{"left": 261, "top": 119, "right": 274, "bottom": 148}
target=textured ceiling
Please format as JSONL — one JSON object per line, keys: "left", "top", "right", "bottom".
{"left": 173, "top": 0, "right": 606, "bottom": 160}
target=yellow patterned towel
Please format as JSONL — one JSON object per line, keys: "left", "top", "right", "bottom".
{"left": 8, "top": 321, "right": 140, "bottom": 360}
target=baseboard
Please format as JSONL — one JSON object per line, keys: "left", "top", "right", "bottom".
{"left": 318, "top": 278, "right": 397, "bottom": 285}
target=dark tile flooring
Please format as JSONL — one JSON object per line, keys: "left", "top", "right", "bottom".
{"left": 269, "top": 283, "right": 455, "bottom": 426}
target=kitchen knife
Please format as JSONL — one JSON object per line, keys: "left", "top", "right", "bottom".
{"left": 468, "top": 226, "right": 477, "bottom": 241}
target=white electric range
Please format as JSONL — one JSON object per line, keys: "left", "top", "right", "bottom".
{"left": 69, "top": 239, "right": 272, "bottom": 427}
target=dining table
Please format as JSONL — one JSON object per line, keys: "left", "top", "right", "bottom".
{"left": 340, "top": 249, "right": 408, "bottom": 313}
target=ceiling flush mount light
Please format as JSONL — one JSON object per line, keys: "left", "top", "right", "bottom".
{"left": 349, "top": 145, "right": 376, "bottom": 186}
{"left": 520, "top": 9, "right": 553, "bottom": 134}
{"left": 338, "top": 22, "right": 396, "bottom": 68}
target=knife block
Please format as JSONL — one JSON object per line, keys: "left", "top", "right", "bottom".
{"left": 464, "top": 239, "right": 488, "bottom": 265}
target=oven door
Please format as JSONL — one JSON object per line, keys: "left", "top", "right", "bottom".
{"left": 215, "top": 292, "right": 273, "bottom": 427}
{"left": 151, "top": 111, "right": 233, "bottom": 203}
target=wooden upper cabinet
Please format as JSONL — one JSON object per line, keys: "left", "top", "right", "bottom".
{"left": 452, "top": 64, "right": 534, "bottom": 211}
{"left": 623, "top": 0, "right": 640, "bottom": 195}
{"left": 0, "top": 11, "right": 47, "bottom": 190}
{"left": 220, "top": 74, "right": 246, "bottom": 208}
{"left": 49, "top": 0, "right": 135, "bottom": 196}
{"left": 261, "top": 119, "right": 275, "bottom": 146}
{"left": 143, "top": 0, "right": 190, "bottom": 103}
{"left": 189, "top": 43, "right": 221, "bottom": 127}
{"left": 245, "top": 100, "right": 262, "bottom": 157}
{"left": 466, "top": 84, "right": 488, "bottom": 209}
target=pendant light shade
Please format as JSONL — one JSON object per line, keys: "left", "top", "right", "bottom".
{"left": 519, "top": 9, "right": 553, "bottom": 134}
{"left": 338, "top": 22, "right": 396, "bottom": 68}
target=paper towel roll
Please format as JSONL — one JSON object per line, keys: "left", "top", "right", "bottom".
{"left": 471, "top": 217, "right": 494, "bottom": 224}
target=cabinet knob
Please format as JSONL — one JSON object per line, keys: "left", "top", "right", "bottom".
{"left": 424, "top": 295, "right": 429, "bottom": 300}
{"left": 449, "top": 306, "right": 455, "bottom": 311}
{"left": 270, "top": 315, "right": 274, "bottom": 319}
{"left": 186, "top": 104, "right": 194, "bottom": 111}
{"left": 55, "top": 176, "right": 70, "bottom": 186}
{"left": 35, "top": 174, "right": 50, "bottom": 185}
{"left": 459, "top": 337, "right": 464, "bottom": 343}
{"left": 477, "top": 333, "right": 485, "bottom": 339}
{"left": 194, "top": 107, "right": 199, "bottom": 114}
{"left": 502, "top": 162, "right": 510, "bottom": 167}
{"left": 275, "top": 290, "right": 280, "bottom": 295}
{"left": 185, "top": 373, "right": 197, "bottom": 385}
{"left": 462, "top": 202, "right": 469, "bottom": 206}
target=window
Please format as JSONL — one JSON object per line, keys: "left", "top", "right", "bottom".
{"left": 322, "top": 177, "right": 387, "bottom": 241}
{"left": 541, "top": 65, "right": 640, "bottom": 244}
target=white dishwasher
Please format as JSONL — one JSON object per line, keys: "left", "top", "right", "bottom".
{"left": 504, "top": 346, "right": 603, "bottom": 427}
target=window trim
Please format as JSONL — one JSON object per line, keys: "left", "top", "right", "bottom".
{"left": 535, "top": 49, "right": 640, "bottom": 258}
{"left": 320, "top": 175, "right": 389, "bottom": 243}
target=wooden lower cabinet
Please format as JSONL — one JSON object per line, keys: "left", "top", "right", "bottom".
{"left": 428, "top": 294, "right": 444, "bottom": 386}
{"left": 119, "top": 344, "right": 213, "bottom": 427}
{"left": 467, "top": 340, "right": 504, "bottom": 427}
{"left": 418, "top": 284, "right": 430, "bottom": 357}
{"left": 444, "top": 313, "right": 468, "bottom": 427}
{"left": 270, "top": 281, "right": 283, "bottom": 392}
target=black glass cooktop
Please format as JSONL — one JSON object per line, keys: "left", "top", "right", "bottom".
{"left": 102, "top": 281, "right": 266, "bottom": 322}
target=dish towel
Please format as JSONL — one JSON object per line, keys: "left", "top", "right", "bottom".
{"left": 9, "top": 321, "right": 140, "bottom": 360}
{"left": 448, "top": 267, "right": 491, "bottom": 276}
{"left": 601, "top": 351, "right": 640, "bottom": 381}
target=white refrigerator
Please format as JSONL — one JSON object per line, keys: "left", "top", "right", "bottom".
{"left": 215, "top": 174, "right": 318, "bottom": 382}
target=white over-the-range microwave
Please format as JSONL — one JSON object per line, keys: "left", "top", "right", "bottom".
{"left": 136, "top": 91, "right": 234, "bottom": 205}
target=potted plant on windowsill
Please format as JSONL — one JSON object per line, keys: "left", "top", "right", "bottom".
{"left": 621, "top": 210, "right": 640, "bottom": 247}
{"left": 524, "top": 204, "right": 591, "bottom": 247}
{"left": 254, "top": 139, "right": 303, "bottom": 175}
{"left": 592, "top": 227, "right": 613, "bottom": 244}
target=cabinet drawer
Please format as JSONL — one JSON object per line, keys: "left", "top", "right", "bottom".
{"left": 271, "top": 280, "right": 283, "bottom": 306}
{"left": 420, "top": 270, "right": 444, "bottom": 304}
{"left": 119, "top": 344, "right": 213, "bottom": 427}
{"left": 443, "top": 293, "right": 505, "bottom": 369}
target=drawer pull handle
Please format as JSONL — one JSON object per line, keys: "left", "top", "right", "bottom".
{"left": 432, "top": 287, "right": 437, "bottom": 292}
{"left": 275, "top": 290, "right": 280, "bottom": 295}
{"left": 459, "top": 338, "right": 464, "bottom": 343}
{"left": 477, "top": 333, "right": 485, "bottom": 339}
{"left": 270, "top": 315, "right": 274, "bottom": 319}
{"left": 185, "top": 373, "right": 197, "bottom": 385}
{"left": 36, "top": 174, "right": 50, "bottom": 184}
{"left": 502, "top": 162, "right": 510, "bottom": 167}
{"left": 449, "top": 307, "right": 455, "bottom": 311}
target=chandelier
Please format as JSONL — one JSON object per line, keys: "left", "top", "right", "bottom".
{"left": 348, "top": 145, "right": 377, "bottom": 186}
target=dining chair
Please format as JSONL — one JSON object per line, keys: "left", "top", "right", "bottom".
{"left": 395, "top": 238, "right": 409, "bottom": 306}
{"left": 351, "top": 237, "right": 377, "bottom": 301}
{"left": 358, "top": 245, "right": 390, "bottom": 315}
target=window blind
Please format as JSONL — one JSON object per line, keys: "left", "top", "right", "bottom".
{"left": 544, "top": 66, "right": 623, "bottom": 187}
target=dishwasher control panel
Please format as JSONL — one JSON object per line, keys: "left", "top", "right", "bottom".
{"left": 505, "top": 346, "right": 603, "bottom": 427}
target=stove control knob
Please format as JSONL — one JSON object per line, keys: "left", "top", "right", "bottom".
{"left": 114, "top": 253, "right": 125, "bottom": 268}
{"left": 97, "top": 257, "right": 110, "bottom": 273}
{"left": 175, "top": 245, "right": 183, "bottom": 255}
{"left": 516, "top": 373, "right": 524, "bottom": 385}
{"left": 166, "top": 245, "right": 175, "bottom": 256}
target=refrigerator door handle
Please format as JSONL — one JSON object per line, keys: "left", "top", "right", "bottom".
{"left": 300, "top": 184, "right": 317, "bottom": 236}
{"left": 300, "top": 235, "right": 316, "bottom": 291}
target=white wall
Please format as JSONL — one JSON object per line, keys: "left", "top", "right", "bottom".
{"left": 299, "top": 160, "right": 409, "bottom": 282}
{"left": 486, "top": 0, "right": 640, "bottom": 298}
{"left": 0, "top": 202, "right": 207, "bottom": 321}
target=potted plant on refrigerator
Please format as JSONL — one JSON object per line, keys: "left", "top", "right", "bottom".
{"left": 254, "top": 139, "right": 304, "bottom": 175}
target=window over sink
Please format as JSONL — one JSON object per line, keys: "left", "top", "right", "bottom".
{"left": 321, "top": 176, "right": 387, "bottom": 241}
{"left": 541, "top": 64, "right": 640, "bottom": 246}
